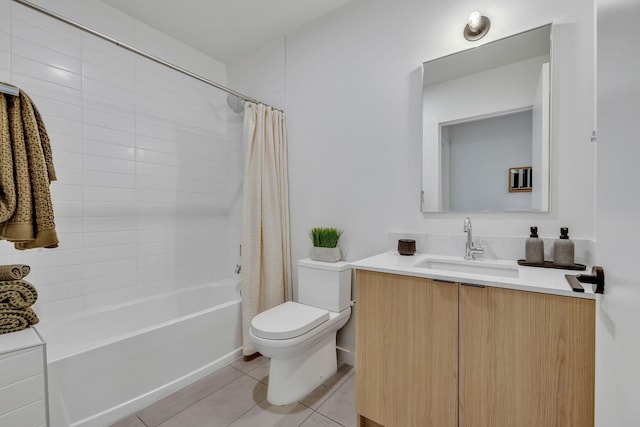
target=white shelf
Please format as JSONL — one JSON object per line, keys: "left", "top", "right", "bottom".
{"left": 0, "top": 327, "right": 48, "bottom": 426}
{"left": 0, "top": 328, "right": 43, "bottom": 355}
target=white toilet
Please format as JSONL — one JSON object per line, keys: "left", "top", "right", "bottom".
{"left": 249, "top": 258, "right": 352, "bottom": 405}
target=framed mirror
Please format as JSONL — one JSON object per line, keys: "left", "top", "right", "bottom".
{"left": 421, "top": 24, "right": 551, "bottom": 212}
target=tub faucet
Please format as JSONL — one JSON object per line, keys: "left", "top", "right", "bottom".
{"left": 463, "top": 217, "right": 484, "bottom": 260}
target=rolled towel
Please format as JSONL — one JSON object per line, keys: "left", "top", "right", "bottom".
{"left": 0, "top": 264, "right": 31, "bottom": 280}
{"left": 0, "top": 307, "right": 39, "bottom": 334}
{"left": 0, "top": 280, "right": 38, "bottom": 308}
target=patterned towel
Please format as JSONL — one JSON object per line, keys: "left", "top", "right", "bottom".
{"left": 0, "top": 264, "right": 30, "bottom": 280}
{"left": 0, "top": 88, "right": 58, "bottom": 250}
{"left": 0, "top": 307, "right": 39, "bottom": 334}
{"left": 0, "top": 280, "right": 38, "bottom": 308}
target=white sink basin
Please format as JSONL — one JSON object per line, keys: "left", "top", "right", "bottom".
{"left": 415, "top": 258, "right": 520, "bottom": 278}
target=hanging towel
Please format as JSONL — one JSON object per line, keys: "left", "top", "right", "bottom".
{"left": 0, "top": 88, "right": 59, "bottom": 249}
{"left": 0, "top": 264, "right": 30, "bottom": 280}
{"left": 0, "top": 307, "right": 39, "bottom": 334}
{"left": 0, "top": 92, "right": 16, "bottom": 223}
{"left": 0, "top": 280, "right": 38, "bottom": 308}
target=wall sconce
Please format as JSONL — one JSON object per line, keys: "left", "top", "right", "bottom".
{"left": 464, "top": 11, "right": 491, "bottom": 41}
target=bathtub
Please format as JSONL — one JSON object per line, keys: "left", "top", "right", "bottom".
{"left": 35, "top": 280, "right": 242, "bottom": 427}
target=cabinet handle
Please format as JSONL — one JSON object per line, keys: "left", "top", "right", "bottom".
{"left": 435, "top": 279, "right": 457, "bottom": 285}
{"left": 461, "top": 282, "right": 486, "bottom": 288}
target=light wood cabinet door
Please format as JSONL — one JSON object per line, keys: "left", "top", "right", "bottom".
{"left": 355, "top": 270, "right": 458, "bottom": 427}
{"left": 459, "top": 284, "right": 595, "bottom": 427}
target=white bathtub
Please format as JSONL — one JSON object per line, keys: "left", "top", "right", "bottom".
{"left": 35, "top": 280, "right": 242, "bottom": 427}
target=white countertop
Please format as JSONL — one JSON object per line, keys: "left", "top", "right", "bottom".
{"left": 350, "top": 252, "right": 596, "bottom": 300}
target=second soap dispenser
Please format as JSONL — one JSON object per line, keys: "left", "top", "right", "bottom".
{"left": 554, "top": 227, "right": 575, "bottom": 266}
{"left": 525, "top": 226, "right": 544, "bottom": 264}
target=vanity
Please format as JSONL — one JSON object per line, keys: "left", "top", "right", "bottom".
{"left": 351, "top": 252, "right": 595, "bottom": 427}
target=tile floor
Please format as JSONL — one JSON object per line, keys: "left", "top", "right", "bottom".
{"left": 111, "top": 357, "right": 356, "bottom": 427}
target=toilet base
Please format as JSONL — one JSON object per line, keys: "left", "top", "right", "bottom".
{"left": 266, "top": 331, "right": 337, "bottom": 405}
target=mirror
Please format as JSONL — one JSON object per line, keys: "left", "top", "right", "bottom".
{"left": 422, "top": 24, "right": 551, "bottom": 212}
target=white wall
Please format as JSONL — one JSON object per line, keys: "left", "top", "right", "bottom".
{"left": 595, "top": 0, "right": 640, "bottom": 424}
{"left": 286, "top": 0, "right": 595, "bottom": 259}
{"left": 228, "top": 36, "right": 286, "bottom": 112}
{"left": 0, "top": 0, "right": 238, "bottom": 320}
{"left": 283, "top": 0, "right": 594, "bottom": 357}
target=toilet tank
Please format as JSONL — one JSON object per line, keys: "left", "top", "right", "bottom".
{"left": 297, "top": 258, "right": 352, "bottom": 312}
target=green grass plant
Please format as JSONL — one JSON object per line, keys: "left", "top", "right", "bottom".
{"left": 310, "top": 227, "right": 342, "bottom": 248}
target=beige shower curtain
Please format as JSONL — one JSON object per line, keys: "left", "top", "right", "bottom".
{"left": 241, "top": 102, "right": 291, "bottom": 357}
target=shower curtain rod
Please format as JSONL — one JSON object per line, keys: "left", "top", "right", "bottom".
{"left": 12, "top": 0, "right": 281, "bottom": 112}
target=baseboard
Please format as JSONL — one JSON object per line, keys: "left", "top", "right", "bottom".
{"left": 337, "top": 346, "right": 355, "bottom": 367}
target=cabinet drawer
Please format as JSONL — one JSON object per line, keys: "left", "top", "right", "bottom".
{"left": 0, "top": 347, "right": 44, "bottom": 388}
{"left": 0, "top": 400, "right": 46, "bottom": 427}
{"left": 0, "top": 375, "right": 45, "bottom": 417}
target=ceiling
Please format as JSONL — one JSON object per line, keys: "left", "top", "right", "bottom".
{"left": 101, "top": 0, "right": 352, "bottom": 64}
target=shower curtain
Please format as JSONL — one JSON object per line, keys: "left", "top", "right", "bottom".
{"left": 240, "top": 102, "right": 291, "bottom": 357}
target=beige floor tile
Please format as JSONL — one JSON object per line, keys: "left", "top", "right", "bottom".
{"left": 300, "top": 364, "right": 354, "bottom": 410}
{"left": 246, "top": 359, "right": 270, "bottom": 384}
{"left": 230, "top": 355, "right": 269, "bottom": 373}
{"left": 138, "top": 365, "right": 244, "bottom": 426}
{"left": 111, "top": 415, "right": 146, "bottom": 427}
{"left": 300, "top": 412, "right": 343, "bottom": 427}
{"left": 228, "top": 399, "right": 313, "bottom": 427}
{"left": 316, "top": 374, "right": 357, "bottom": 427}
{"left": 158, "top": 375, "right": 267, "bottom": 427}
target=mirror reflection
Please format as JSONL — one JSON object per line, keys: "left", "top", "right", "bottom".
{"left": 422, "top": 24, "right": 551, "bottom": 212}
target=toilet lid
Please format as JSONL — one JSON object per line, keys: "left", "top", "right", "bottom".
{"left": 251, "top": 301, "right": 330, "bottom": 340}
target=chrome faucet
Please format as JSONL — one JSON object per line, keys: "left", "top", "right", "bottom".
{"left": 463, "top": 217, "right": 484, "bottom": 260}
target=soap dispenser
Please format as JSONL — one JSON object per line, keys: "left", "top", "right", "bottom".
{"left": 525, "top": 226, "right": 544, "bottom": 264}
{"left": 554, "top": 227, "right": 575, "bottom": 266}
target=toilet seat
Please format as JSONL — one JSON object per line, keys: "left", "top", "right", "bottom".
{"left": 251, "top": 301, "right": 329, "bottom": 340}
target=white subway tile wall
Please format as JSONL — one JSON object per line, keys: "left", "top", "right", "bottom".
{"left": 0, "top": 0, "right": 244, "bottom": 319}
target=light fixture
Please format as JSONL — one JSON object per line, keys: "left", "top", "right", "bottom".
{"left": 463, "top": 11, "right": 491, "bottom": 41}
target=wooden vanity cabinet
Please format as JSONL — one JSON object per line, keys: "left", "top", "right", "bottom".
{"left": 459, "top": 284, "right": 595, "bottom": 427}
{"left": 355, "top": 270, "right": 595, "bottom": 427}
{"left": 355, "top": 270, "right": 458, "bottom": 427}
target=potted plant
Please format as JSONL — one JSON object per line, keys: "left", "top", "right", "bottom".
{"left": 309, "top": 227, "right": 343, "bottom": 262}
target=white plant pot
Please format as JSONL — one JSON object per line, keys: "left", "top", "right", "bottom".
{"left": 310, "top": 247, "right": 341, "bottom": 263}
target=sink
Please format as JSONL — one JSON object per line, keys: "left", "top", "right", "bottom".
{"left": 415, "top": 258, "right": 520, "bottom": 278}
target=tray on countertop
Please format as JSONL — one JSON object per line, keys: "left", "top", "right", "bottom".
{"left": 517, "top": 259, "right": 587, "bottom": 271}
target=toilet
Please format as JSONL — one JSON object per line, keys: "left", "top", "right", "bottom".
{"left": 249, "top": 258, "right": 352, "bottom": 405}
